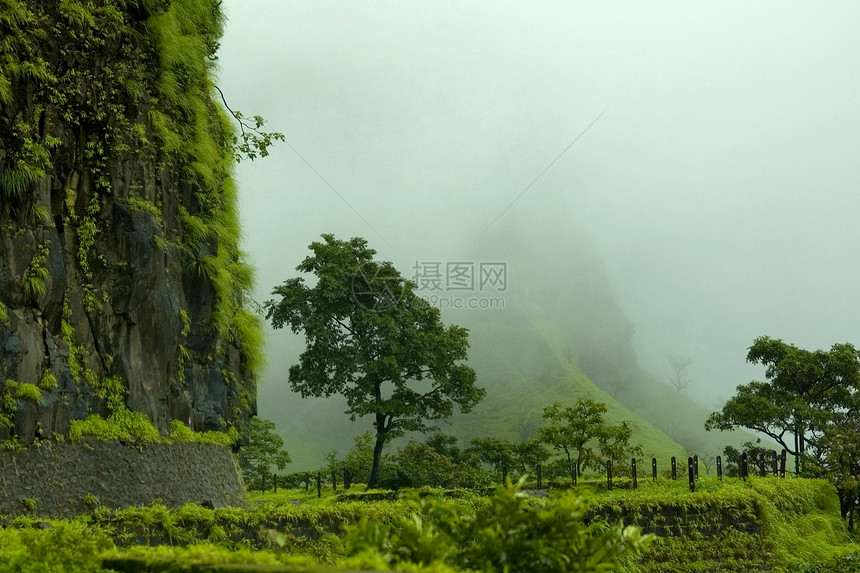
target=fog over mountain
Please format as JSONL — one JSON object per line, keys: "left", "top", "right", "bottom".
{"left": 217, "top": 1, "right": 860, "bottom": 433}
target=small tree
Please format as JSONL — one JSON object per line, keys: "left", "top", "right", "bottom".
{"left": 538, "top": 400, "right": 642, "bottom": 475}
{"left": 468, "top": 436, "right": 516, "bottom": 479}
{"left": 238, "top": 417, "right": 291, "bottom": 491}
{"left": 266, "top": 235, "right": 484, "bottom": 489}
{"left": 513, "top": 438, "right": 552, "bottom": 476}
{"left": 667, "top": 356, "right": 693, "bottom": 394}
{"left": 605, "top": 376, "right": 631, "bottom": 400}
{"left": 598, "top": 421, "right": 643, "bottom": 469}
{"left": 819, "top": 419, "right": 860, "bottom": 528}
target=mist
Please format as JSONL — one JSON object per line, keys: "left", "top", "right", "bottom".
{"left": 217, "top": 1, "right": 860, "bottom": 420}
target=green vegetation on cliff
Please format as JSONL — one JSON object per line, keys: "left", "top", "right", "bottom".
{"left": 0, "top": 0, "right": 266, "bottom": 440}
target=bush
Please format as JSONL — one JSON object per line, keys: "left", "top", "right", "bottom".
{"left": 0, "top": 521, "right": 113, "bottom": 573}
{"left": 344, "top": 478, "right": 653, "bottom": 572}
{"left": 379, "top": 440, "right": 492, "bottom": 490}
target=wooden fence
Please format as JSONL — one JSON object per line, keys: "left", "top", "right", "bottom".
{"left": 289, "top": 449, "right": 792, "bottom": 497}
{"left": 558, "top": 449, "right": 790, "bottom": 492}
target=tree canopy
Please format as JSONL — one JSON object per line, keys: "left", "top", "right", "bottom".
{"left": 706, "top": 336, "right": 860, "bottom": 466}
{"left": 265, "top": 234, "right": 484, "bottom": 488}
{"left": 706, "top": 336, "right": 860, "bottom": 524}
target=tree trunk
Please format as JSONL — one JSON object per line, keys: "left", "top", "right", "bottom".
{"left": 849, "top": 495, "right": 855, "bottom": 533}
{"left": 367, "top": 426, "right": 387, "bottom": 490}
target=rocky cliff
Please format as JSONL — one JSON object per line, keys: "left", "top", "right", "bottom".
{"left": 0, "top": 0, "right": 260, "bottom": 444}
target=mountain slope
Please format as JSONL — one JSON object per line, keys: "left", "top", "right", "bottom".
{"left": 446, "top": 311, "right": 688, "bottom": 462}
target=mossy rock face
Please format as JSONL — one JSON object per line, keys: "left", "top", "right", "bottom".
{"left": 0, "top": 0, "right": 259, "bottom": 442}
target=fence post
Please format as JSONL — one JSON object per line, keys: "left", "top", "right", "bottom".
{"left": 740, "top": 452, "right": 748, "bottom": 480}
{"left": 693, "top": 455, "right": 699, "bottom": 479}
{"left": 671, "top": 456, "right": 677, "bottom": 480}
{"left": 688, "top": 457, "right": 695, "bottom": 492}
{"left": 316, "top": 472, "right": 321, "bottom": 498}
{"left": 632, "top": 458, "right": 638, "bottom": 489}
{"left": 771, "top": 451, "right": 778, "bottom": 476}
{"left": 652, "top": 457, "right": 657, "bottom": 482}
{"left": 343, "top": 468, "right": 352, "bottom": 490}
{"left": 536, "top": 464, "right": 542, "bottom": 489}
{"left": 571, "top": 462, "right": 578, "bottom": 487}
{"left": 779, "top": 450, "right": 787, "bottom": 478}
{"left": 716, "top": 455, "right": 722, "bottom": 479}
{"left": 606, "top": 460, "right": 613, "bottom": 491}
{"left": 758, "top": 453, "right": 766, "bottom": 477}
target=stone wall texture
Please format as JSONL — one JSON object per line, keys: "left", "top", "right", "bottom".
{"left": 0, "top": 441, "right": 247, "bottom": 517}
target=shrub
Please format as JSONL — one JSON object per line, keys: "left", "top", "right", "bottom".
{"left": 0, "top": 521, "right": 113, "bottom": 573}
{"left": 168, "top": 420, "right": 237, "bottom": 446}
{"left": 344, "top": 478, "right": 653, "bottom": 572}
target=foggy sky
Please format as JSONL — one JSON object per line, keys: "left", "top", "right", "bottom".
{"left": 217, "top": 1, "right": 860, "bottom": 409}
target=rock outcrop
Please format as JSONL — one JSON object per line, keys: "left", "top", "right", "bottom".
{"left": 0, "top": 0, "right": 259, "bottom": 443}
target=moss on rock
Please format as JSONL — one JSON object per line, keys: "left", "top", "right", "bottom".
{"left": 0, "top": 0, "right": 260, "bottom": 443}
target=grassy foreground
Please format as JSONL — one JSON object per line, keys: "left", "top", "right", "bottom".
{"left": 0, "top": 478, "right": 857, "bottom": 572}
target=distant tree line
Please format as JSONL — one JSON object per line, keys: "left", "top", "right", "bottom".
{"left": 241, "top": 397, "right": 643, "bottom": 492}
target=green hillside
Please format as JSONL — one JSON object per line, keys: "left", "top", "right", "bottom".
{"left": 445, "top": 311, "right": 688, "bottom": 464}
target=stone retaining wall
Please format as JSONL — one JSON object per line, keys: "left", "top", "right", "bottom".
{"left": 592, "top": 501, "right": 761, "bottom": 537}
{"left": 0, "top": 441, "right": 247, "bottom": 517}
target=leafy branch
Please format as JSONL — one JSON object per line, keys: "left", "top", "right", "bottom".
{"left": 214, "top": 85, "right": 284, "bottom": 162}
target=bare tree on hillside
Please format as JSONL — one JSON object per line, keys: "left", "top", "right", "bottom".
{"left": 667, "top": 356, "right": 693, "bottom": 394}
{"left": 605, "top": 375, "right": 631, "bottom": 399}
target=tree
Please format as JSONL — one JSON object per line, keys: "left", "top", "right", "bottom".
{"left": 326, "top": 431, "right": 376, "bottom": 485}
{"left": 598, "top": 420, "right": 644, "bottom": 469}
{"left": 513, "top": 438, "right": 552, "bottom": 476}
{"left": 238, "top": 417, "right": 291, "bottom": 491}
{"left": 605, "top": 375, "right": 631, "bottom": 399}
{"left": 380, "top": 434, "right": 491, "bottom": 489}
{"left": 705, "top": 336, "right": 860, "bottom": 474}
{"left": 819, "top": 418, "right": 860, "bottom": 528}
{"left": 539, "top": 400, "right": 605, "bottom": 473}
{"left": 667, "top": 356, "right": 693, "bottom": 394}
{"left": 468, "top": 436, "right": 517, "bottom": 478}
{"left": 265, "top": 235, "right": 484, "bottom": 489}
{"left": 537, "top": 400, "right": 642, "bottom": 474}
{"left": 514, "top": 409, "right": 542, "bottom": 441}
